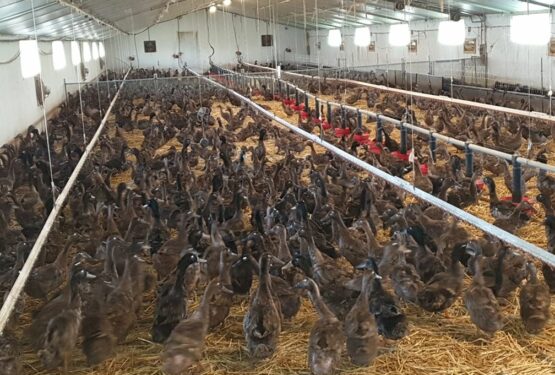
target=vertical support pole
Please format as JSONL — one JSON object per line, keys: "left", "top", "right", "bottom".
{"left": 327, "top": 102, "right": 332, "bottom": 124}
{"left": 286, "top": 83, "right": 290, "bottom": 99}
{"left": 340, "top": 106, "right": 346, "bottom": 127}
{"left": 512, "top": 155, "right": 522, "bottom": 203}
{"left": 400, "top": 125, "right": 407, "bottom": 154}
{"left": 465, "top": 143, "right": 473, "bottom": 178}
{"left": 429, "top": 135, "right": 437, "bottom": 162}
{"left": 304, "top": 93, "right": 309, "bottom": 112}
{"left": 295, "top": 88, "right": 300, "bottom": 106}
{"left": 356, "top": 109, "right": 362, "bottom": 130}
{"left": 376, "top": 117, "right": 383, "bottom": 143}
{"left": 63, "top": 78, "right": 68, "bottom": 105}
{"left": 315, "top": 98, "right": 320, "bottom": 119}
{"left": 277, "top": 79, "right": 282, "bottom": 97}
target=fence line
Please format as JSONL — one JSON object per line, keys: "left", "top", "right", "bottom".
{"left": 0, "top": 69, "right": 132, "bottom": 335}
{"left": 183, "top": 65, "right": 555, "bottom": 267}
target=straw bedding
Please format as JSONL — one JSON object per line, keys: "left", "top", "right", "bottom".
{"left": 14, "top": 90, "right": 555, "bottom": 375}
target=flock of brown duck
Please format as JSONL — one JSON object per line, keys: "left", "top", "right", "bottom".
{"left": 0, "top": 67, "right": 552, "bottom": 375}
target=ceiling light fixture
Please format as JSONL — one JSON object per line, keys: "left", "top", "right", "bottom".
{"left": 223, "top": 0, "right": 231, "bottom": 6}
{"left": 209, "top": 5, "right": 217, "bottom": 13}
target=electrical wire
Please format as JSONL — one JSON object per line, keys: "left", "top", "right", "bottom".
{"left": 71, "top": 7, "right": 88, "bottom": 146}
{"left": 30, "top": 0, "right": 56, "bottom": 202}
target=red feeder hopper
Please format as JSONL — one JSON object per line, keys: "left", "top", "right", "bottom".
{"left": 420, "top": 163, "right": 429, "bottom": 176}
{"left": 353, "top": 133, "right": 370, "bottom": 143}
{"left": 500, "top": 196, "right": 536, "bottom": 215}
{"left": 366, "top": 140, "right": 382, "bottom": 155}
{"left": 300, "top": 111, "right": 309, "bottom": 119}
{"left": 335, "top": 128, "right": 351, "bottom": 138}
{"left": 391, "top": 150, "right": 410, "bottom": 161}
{"left": 322, "top": 120, "right": 332, "bottom": 130}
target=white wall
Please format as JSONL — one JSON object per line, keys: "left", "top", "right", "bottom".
{"left": 0, "top": 40, "right": 102, "bottom": 146}
{"left": 105, "top": 10, "right": 308, "bottom": 72}
{"left": 305, "top": 14, "right": 555, "bottom": 89}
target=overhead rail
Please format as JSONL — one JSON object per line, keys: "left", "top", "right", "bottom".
{"left": 211, "top": 64, "right": 555, "bottom": 204}
{"left": 0, "top": 68, "right": 132, "bottom": 335}
{"left": 183, "top": 65, "right": 555, "bottom": 268}
{"left": 241, "top": 62, "right": 555, "bottom": 123}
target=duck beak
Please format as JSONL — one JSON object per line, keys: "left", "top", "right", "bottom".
{"left": 355, "top": 260, "right": 372, "bottom": 270}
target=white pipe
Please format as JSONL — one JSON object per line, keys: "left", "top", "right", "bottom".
{"left": 217, "top": 66, "right": 555, "bottom": 174}
{"left": 190, "top": 66, "right": 555, "bottom": 267}
{"left": 0, "top": 69, "right": 132, "bottom": 335}
{"left": 242, "top": 62, "right": 555, "bottom": 123}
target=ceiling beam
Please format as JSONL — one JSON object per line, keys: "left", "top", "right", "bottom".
{"left": 57, "top": 0, "right": 128, "bottom": 34}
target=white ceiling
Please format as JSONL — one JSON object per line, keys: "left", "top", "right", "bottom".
{"left": 1, "top": 0, "right": 554, "bottom": 39}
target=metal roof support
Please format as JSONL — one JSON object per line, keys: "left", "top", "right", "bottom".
{"left": 57, "top": 0, "right": 127, "bottom": 34}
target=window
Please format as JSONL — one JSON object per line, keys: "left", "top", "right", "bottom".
{"left": 52, "top": 41, "right": 66, "bottom": 70}
{"left": 354, "top": 27, "right": 371, "bottom": 47}
{"left": 19, "top": 40, "right": 41, "bottom": 78}
{"left": 99, "top": 42, "right": 106, "bottom": 58}
{"left": 389, "top": 23, "right": 410, "bottom": 46}
{"left": 438, "top": 20, "right": 465, "bottom": 46}
{"left": 71, "top": 41, "right": 81, "bottom": 65}
{"left": 82, "top": 41, "right": 91, "bottom": 62}
{"left": 327, "top": 29, "right": 342, "bottom": 47}
{"left": 510, "top": 13, "right": 550, "bottom": 45}
{"left": 92, "top": 42, "right": 99, "bottom": 60}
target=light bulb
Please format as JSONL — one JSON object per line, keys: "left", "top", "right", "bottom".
{"left": 209, "top": 5, "right": 217, "bottom": 13}
{"left": 223, "top": 0, "right": 231, "bottom": 6}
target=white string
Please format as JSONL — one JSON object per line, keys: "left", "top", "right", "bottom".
{"left": 71, "top": 8, "right": 88, "bottom": 146}
{"left": 30, "top": 0, "right": 56, "bottom": 200}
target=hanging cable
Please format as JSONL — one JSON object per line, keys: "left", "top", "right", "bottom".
{"left": 205, "top": 10, "right": 215, "bottom": 64}
{"left": 30, "top": 0, "right": 56, "bottom": 202}
{"left": 71, "top": 7, "right": 88, "bottom": 146}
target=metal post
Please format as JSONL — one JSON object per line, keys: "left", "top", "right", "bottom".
{"left": 315, "top": 98, "right": 320, "bottom": 119}
{"left": 400, "top": 125, "right": 407, "bottom": 154}
{"left": 286, "top": 83, "right": 290, "bottom": 99}
{"left": 304, "top": 93, "right": 309, "bottom": 112}
{"left": 295, "top": 88, "right": 300, "bottom": 106}
{"left": 340, "top": 106, "right": 346, "bottom": 127}
{"left": 512, "top": 155, "right": 522, "bottom": 203}
{"left": 376, "top": 117, "right": 383, "bottom": 143}
{"left": 429, "top": 135, "right": 437, "bottom": 162}
{"left": 356, "top": 109, "right": 362, "bottom": 130}
{"left": 327, "top": 102, "right": 332, "bottom": 123}
{"left": 277, "top": 79, "right": 282, "bottom": 96}
{"left": 63, "top": 78, "right": 68, "bottom": 105}
{"left": 465, "top": 143, "right": 473, "bottom": 178}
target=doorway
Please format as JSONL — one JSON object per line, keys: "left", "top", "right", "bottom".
{"left": 178, "top": 32, "right": 201, "bottom": 71}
